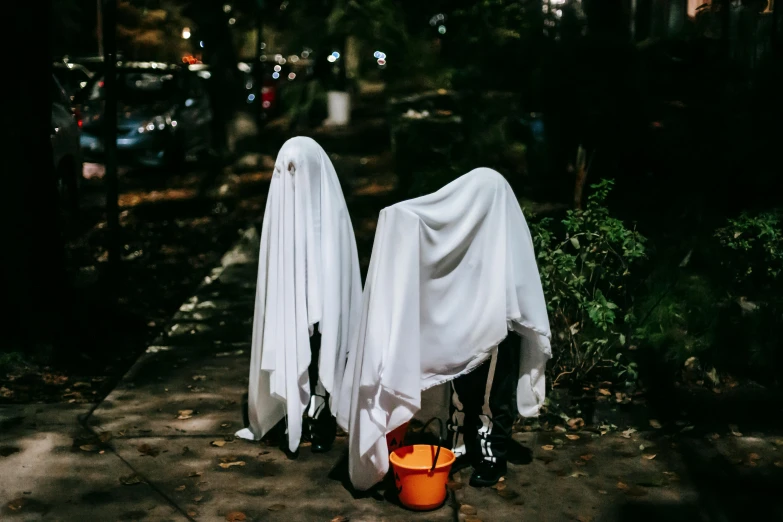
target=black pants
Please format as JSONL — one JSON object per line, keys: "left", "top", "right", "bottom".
{"left": 306, "top": 325, "right": 331, "bottom": 416}
{"left": 449, "top": 333, "right": 520, "bottom": 464}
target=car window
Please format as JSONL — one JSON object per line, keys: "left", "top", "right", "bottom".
{"left": 52, "top": 76, "right": 70, "bottom": 106}
{"left": 87, "top": 70, "right": 179, "bottom": 104}
{"left": 54, "top": 67, "right": 91, "bottom": 95}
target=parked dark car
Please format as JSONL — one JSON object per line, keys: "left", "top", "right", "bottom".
{"left": 77, "top": 62, "right": 212, "bottom": 169}
{"left": 53, "top": 61, "right": 92, "bottom": 101}
{"left": 62, "top": 54, "right": 123, "bottom": 75}
{"left": 51, "top": 75, "right": 82, "bottom": 212}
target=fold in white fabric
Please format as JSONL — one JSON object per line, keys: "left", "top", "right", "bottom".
{"left": 336, "top": 168, "right": 552, "bottom": 490}
{"left": 236, "top": 137, "right": 362, "bottom": 452}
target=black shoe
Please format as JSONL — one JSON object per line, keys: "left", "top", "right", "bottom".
{"left": 469, "top": 459, "right": 507, "bottom": 488}
{"left": 309, "top": 414, "right": 336, "bottom": 453}
{"left": 274, "top": 420, "right": 299, "bottom": 460}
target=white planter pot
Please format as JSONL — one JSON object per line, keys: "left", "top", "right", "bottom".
{"left": 325, "top": 90, "right": 351, "bottom": 126}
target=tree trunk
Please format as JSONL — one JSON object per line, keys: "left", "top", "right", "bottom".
{"left": 181, "top": 1, "right": 241, "bottom": 160}
{"left": 104, "top": 0, "right": 121, "bottom": 281}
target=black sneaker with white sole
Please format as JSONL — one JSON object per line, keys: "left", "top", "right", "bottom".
{"left": 469, "top": 459, "right": 507, "bottom": 488}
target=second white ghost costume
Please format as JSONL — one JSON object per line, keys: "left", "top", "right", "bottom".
{"left": 336, "top": 168, "right": 552, "bottom": 490}
{"left": 236, "top": 137, "right": 362, "bottom": 453}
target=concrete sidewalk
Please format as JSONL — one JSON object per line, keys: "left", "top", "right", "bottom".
{"left": 0, "top": 402, "right": 184, "bottom": 520}
{"left": 5, "top": 224, "right": 782, "bottom": 521}
{"left": 82, "top": 228, "right": 454, "bottom": 522}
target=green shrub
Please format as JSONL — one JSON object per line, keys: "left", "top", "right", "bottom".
{"left": 636, "top": 209, "right": 782, "bottom": 384}
{"left": 0, "top": 351, "right": 27, "bottom": 375}
{"left": 528, "top": 179, "right": 647, "bottom": 387}
{"left": 714, "top": 210, "right": 782, "bottom": 295}
{"left": 635, "top": 272, "right": 721, "bottom": 369}
{"left": 713, "top": 209, "right": 782, "bottom": 379}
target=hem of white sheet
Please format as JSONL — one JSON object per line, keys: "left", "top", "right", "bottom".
{"left": 419, "top": 325, "right": 550, "bottom": 393}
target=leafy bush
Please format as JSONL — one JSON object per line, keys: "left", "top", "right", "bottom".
{"left": 528, "top": 179, "right": 647, "bottom": 387}
{"left": 635, "top": 272, "right": 721, "bottom": 369}
{"left": 280, "top": 79, "right": 327, "bottom": 130}
{"left": 712, "top": 209, "right": 782, "bottom": 379}
{"left": 636, "top": 209, "right": 782, "bottom": 384}
{"left": 0, "top": 351, "right": 27, "bottom": 375}
{"left": 714, "top": 210, "right": 782, "bottom": 295}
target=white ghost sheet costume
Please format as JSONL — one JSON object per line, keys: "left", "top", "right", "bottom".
{"left": 235, "top": 137, "right": 362, "bottom": 452}
{"left": 336, "top": 168, "right": 552, "bottom": 490}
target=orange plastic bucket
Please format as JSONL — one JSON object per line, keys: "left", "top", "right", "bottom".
{"left": 389, "top": 444, "right": 456, "bottom": 511}
{"left": 386, "top": 422, "right": 409, "bottom": 453}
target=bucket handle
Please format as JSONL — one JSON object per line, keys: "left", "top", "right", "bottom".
{"left": 419, "top": 417, "right": 446, "bottom": 473}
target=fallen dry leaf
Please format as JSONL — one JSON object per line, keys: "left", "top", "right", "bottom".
{"left": 626, "top": 486, "right": 648, "bottom": 497}
{"left": 617, "top": 481, "right": 630, "bottom": 490}
{"left": 225, "top": 511, "right": 246, "bottom": 521}
{"left": 211, "top": 440, "right": 226, "bottom": 447}
{"left": 729, "top": 424, "right": 742, "bottom": 437}
{"left": 566, "top": 434, "right": 580, "bottom": 441}
{"left": 708, "top": 433, "right": 720, "bottom": 440}
{"left": 649, "top": 419, "right": 662, "bottom": 429}
{"left": 541, "top": 445, "right": 555, "bottom": 451}
{"left": 598, "top": 388, "right": 611, "bottom": 396}
{"left": 188, "top": 471, "right": 203, "bottom": 478}
{"left": 554, "top": 425, "right": 567, "bottom": 433}
{"left": 193, "top": 375, "right": 207, "bottom": 381}
{"left": 773, "top": 439, "right": 783, "bottom": 447}
{"left": 773, "top": 461, "right": 782, "bottom": 468}
{"left": 570, "top": 471, "right": 589, "bottom": 478}
{"left": 268, "top": 504, "right": 286, "bottom": 511}
{"left": 567, "top": 418, "right": 585, "bottom": 430}
{"left": 178, "top": 409, "right": 194, "bottom": 420}
{"left": 642, "top": 454, "right": 657, "bottom": 460}
{"left": 175, "top": 485, "right": 186, "bottom": 492}
{"left": 194, "top": 496, "right": 203, "bottom": 502}
{"left": 137, "top": 444, "right": 160, "bottom": 457}
{"left": 330, "top": 517, "right": 349, "bottom": 522}
{"left": 43, "top": 373, "right": 68, "bottom": 385}
{"left": 120, "top": 474, "right": 142, "bottom": 485}
{"left": 8, "top": 497, "right": 28, "bottom": 512}
{"left": 79, "top": 444, "right": 99, "bottom": 452}
{"left": 621, "top": 428, "right": 637, "bottom": 439}
{"left": 497, "top": 489, "right": 519, "bottom": 500}
{"left": 460, "top": 504, "right": 478, "bottom": 515}
{"left": 219, "top": 461, "right": 246, "bottom": 469}
{"left": 187, "top": 510, "right": 197, "bottom": 517}
{"left": 493, "top": 482, "right": 507, "bottom": 490}
{"left": 580, "top": 454, "right": 594, "bottom": 461}
{"left": 577, "top": 516, "right": 593, "bottom": 522}
{"left": 598, "top": 489, "right": 608, "bottom": 495}
{"left": 748, "top": 453, "right": 761, "bottom": 462}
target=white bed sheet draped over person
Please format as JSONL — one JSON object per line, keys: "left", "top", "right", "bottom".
{"left": 235, "top": 136, "right": 362, "bottom": 452}
{"left": 336, "top": 168, "right": 551, "bottom": 490}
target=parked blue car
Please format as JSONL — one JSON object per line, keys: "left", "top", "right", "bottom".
{"left": 77, "top": 62, "right": 213, "bottom": 169}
